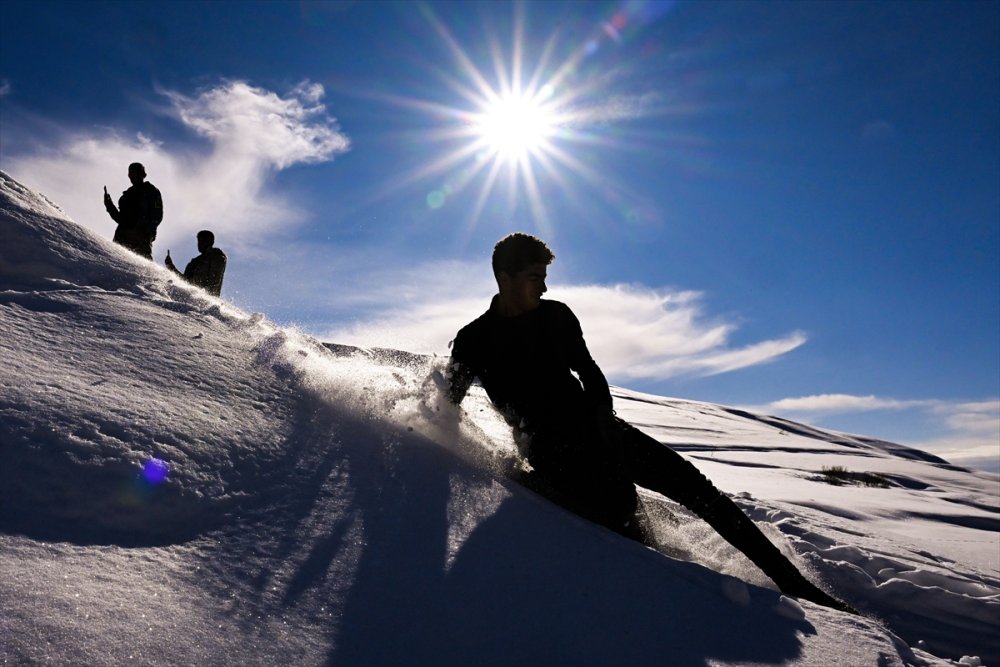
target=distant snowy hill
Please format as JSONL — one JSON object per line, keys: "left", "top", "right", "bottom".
{"left": 1, "top": 171, "right": 996, "bottom": 666}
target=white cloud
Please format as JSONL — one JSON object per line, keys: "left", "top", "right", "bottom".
{"left": 912, "top": 401, "right": 999, "bottom": 467}
{"left": 322, "top": 295, "right": 490, "bottom": 357}
{"left": 931, "top": 400, "right": 1000, "bottom": 433}
{"left": 764, "top": 394, "right": 933, "bottom": 414}
{"left": 919, "top": 400, "right": 1000, "bottom": 464}
{"left": 317, "top": 259, "right": 496, "bottom": 354}
{"left": 551, "top": 284, "right": 806, "bottom": 379}
{"left": 759, "top": 394, "right": 999, "bottom": 468}
{"left": 160, "top": 80, "right": 348, "bottom": 170}
{"left": 7, "top": 80, "right": 349, "bottom": 256}
{"left": 320, "top": 269, "right": 807, "bottom": 380}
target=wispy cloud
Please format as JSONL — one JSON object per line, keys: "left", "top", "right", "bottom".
{"left": 315, "top": 259, "right": 496, "bottom": 354}
{"left": 319, "top": 268, "right": 806, "bottom": 380}
{"left": 7, "top": 80, "right": 349, "bottom": 255}
{"left": 160, "top": 81, "right": 347, "bottom": 170}
{"left": 764, "top": 394, "right": 934, "bottom": 413}
{"left": 0, "top": 79, "right": 11, "bottom": 97}
{"left": 563, "top": 92, "right": 663, "bottom": 126}
{"left": 916, "top": 400, "right": 1000, "bottom": 468}
{"left": 551, "top": 284, "right": 806, "bottom": 379}
{"left": 758, "top": 394, "right": 999, "bottom": 468}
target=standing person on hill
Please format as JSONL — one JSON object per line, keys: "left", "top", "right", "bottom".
{"left": 447, "top": 232, "right": 855, "bottom": 613}
{"left": 165, "top": 230, "right": 227, "bottom": 297}
{"left": 103, "top": 162, "right": 163, "bottom": 259}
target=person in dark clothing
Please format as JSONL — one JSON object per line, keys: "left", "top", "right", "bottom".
{"left": 448, "top": 232, "right": 855, "bottom": 613}
{"left": 103, "top": 162, "right": 163, "bottom": 259}
{"left": 165, "top": 230, "right": 227, "bottom": 296}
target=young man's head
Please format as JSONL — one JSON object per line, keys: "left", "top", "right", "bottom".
{"left": 127, "top": 162, "right": 146, "bottom": 186}
{"left": 492, "top": 233, "right": 555, "bottom": 316}
{"left": 196, "top": 230, "right": 215, "bottom": 253}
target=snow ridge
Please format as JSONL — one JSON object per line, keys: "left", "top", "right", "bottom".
{"left": 1, "top": 172, "right": 997, "bottom": 666}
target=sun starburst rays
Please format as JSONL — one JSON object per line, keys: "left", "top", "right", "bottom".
{"left": 447, "top": 32, "right": 576, "bottom": 229}
{"left": 376, "top": 5, "right": 652, "bottom": 238}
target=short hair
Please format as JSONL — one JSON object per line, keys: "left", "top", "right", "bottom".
{"left": 128, "top": 162, "right": 146, "bottom": 176}
{"left": 492, "top": 232, "right": 555, "bottom": 277}
{"left": 197, "top": 230, "right": 215, "bottom": 245}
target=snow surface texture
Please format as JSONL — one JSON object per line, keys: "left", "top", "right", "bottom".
{"left": 1, "top": 171, "right": 997, "bottom": 666}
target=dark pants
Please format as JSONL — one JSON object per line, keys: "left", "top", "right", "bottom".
{"left": 525, "top": 417, "right": 638, "bottom": 530}
{"left": 526, "top": 417, "right": 719, "bottom": 529}
{"left": 618, "top": 419, "right": 722, "bottom": 511}
{"left": 524, "top": 417, "right": 852, "bottom": 611}
{"left": 114, "top": 226, "right": 154, "bottom": 260}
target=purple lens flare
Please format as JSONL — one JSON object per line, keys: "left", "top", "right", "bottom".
{"left": 142, "top": 458, "right": 169, "bottom": 485}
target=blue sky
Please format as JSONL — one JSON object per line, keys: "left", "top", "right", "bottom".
{"left": 2, "top": 0, "right": 998, "bottom": 469}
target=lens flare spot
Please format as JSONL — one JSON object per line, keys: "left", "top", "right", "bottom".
{"left": 427, "top": 190, "right": 447, "bottom": 209}
{"left": 142, "top": 458, "right": 169, "bottom": 486}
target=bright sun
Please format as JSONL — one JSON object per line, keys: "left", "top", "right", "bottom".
{"left": 474, "top": 92, "right": 557, "bottom": 161}
{"left": 390, "top": 5, "right": 615, "bottom": 233}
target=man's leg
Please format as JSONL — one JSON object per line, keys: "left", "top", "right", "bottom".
{"left": 526, "top": 423, "right": 638, "bottom": 534}
{"left": 135, "top": 234, "right": 154, "bottom": 260}
{"left": 617, "top": 419, "right": 855, "bottom": 613}
{"left": 116, "top": 227, "right": 152, "bottom": 259}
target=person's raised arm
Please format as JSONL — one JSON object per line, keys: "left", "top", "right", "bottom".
{"left": 164, "top": 250, "right": 182, "bottom": 276}
{"left": 103, "top": 186, "right": 121, "bottom": 222}
{"left": 561, "top": 304, "right": 613, "bottom": 408}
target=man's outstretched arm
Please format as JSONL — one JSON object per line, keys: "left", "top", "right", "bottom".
{"left": 560, "top": 304, "right": 613, "bottom": 408}
{"left": 446, "top": 360, "right": 475, "bottom": 405}
{"left": 558, "top": 303, "right": 623, "bottom": 445}
{"left": 446, "top": 331, "right": 478, "bottom": 406}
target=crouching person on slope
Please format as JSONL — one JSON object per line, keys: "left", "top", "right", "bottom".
{"left": 165, "top": 230, "right": 227, "bottom": 297}
{"left": 446, "top": 232, "right": 855, "bottom": 614}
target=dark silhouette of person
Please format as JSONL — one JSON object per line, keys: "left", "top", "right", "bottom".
{"left": 103, "top": 162, "right": 163, "bottom": 259}
{"left": 165, "top": 230, "right": 227, "bottom": 296}
{"left": 448, "top": 232, "right": 855, "bottom": 613}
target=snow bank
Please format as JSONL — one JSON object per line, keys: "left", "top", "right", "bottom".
{"left": 1, "top": 172, "right": 997, "bottom": 666}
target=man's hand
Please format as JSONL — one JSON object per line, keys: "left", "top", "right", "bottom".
{"left": 164, "top": 255, "right": 176, "bottom": 270}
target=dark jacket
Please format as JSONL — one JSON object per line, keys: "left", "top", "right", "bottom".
{"left": 449, "top": 297, "right": 612, "bottom": 430}
{"left": 177, "top": 247, "right": 227, "bottom": 296}
{"left": 106, "top": 182, "right": 163, "bottom": 259}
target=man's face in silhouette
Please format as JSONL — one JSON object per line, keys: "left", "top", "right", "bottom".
{"left": 498, "top": 262, "right": 548, "bottom": 316}
{"left": 128, "top": 165, "right": 146, "bottom": 186}
{"left": 197, "top": 235, "right": 211, "bottom": 254}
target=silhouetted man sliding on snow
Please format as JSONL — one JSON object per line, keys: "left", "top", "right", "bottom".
{"left": 448, "top": 232, "right": 854, "bottom": 613}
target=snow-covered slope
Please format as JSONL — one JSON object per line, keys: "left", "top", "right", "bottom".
{"left": 1, "top": 171, "right": 996, "bottom": 666}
